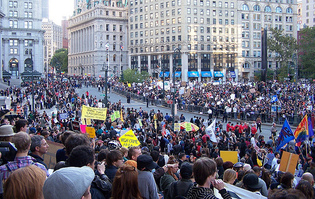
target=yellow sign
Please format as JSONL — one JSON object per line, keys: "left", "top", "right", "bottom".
{"left": 86, "top": 127, "right": 96, "bottom": 138}
{"left": 119, "top": 130, "right": 140, "bottom": 148}
{"left": 111, "top": 114, "right": 115, "bottom": 121}
{"left": 86, "top": 118, "right": 91, "bottom": 125}
{"left": 128, "top": 83, "right": 131, "bottom": 87}
{"left": 81, "top": 105, "right": 107, "bottom": 121}
{"left": 154, "top": 120, "right": 157, "bottom": 129}
{"left": 279, "top": 151, "right": 299, "bottom": 175}
{"left": 220, "top": 151, "right": 238, "bottom": 164}
{"left": 174, "top": 123, "right": 180, "bottom": 132}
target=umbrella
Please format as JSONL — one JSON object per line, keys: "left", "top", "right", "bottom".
{"left": 180, "top": 122, "right": 199, "bottom": 132}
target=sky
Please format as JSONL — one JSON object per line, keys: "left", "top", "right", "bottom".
{"left": 49, "top": 0, "right": 74, "bottom": 25}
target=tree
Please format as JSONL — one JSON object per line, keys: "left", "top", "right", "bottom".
{"left": 254, "top": 69, "right": 274, "bottom": 81}
{"left": 298, "top": 26, "right": 315, "bottom": 79}
{"left": 50, "top": 48, "right": 68, "bottom": 73}
{"left": 267, "top": 28, "right": 297, "bottom": 81}
{"left": 122, "top": 68, "right": 150, "bottom": 83}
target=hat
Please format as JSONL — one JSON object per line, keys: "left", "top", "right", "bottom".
{"left": 0, "top": 125, "right": 15, "bottom": 137}
{"left": 233, "top": 162, "right": 244, "bottom": 168}
{"left": 137, "top": 154, "right": 157, "bottom": 170}
{"left": 180, "top": 162, "right": 193, "bottom": 179}
{"left": 43, "top": 166, "right": 95, "bottom": 199}
{"left": 243, "top": 173, "right": 263, "bottom": 190}
{"left": 243, "top": 163, "right": 251, "bottom": 172}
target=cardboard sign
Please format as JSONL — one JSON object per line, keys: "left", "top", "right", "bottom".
{"left": 174, "top": 123, "right": 180, "bottom": 132}
{"left": 185, "top": 122, "right": 192, "bottom": 131}
{"left": 86, "top": 127, "right": 96, "bottom": 138}
{"left": 279, "top": 151, "right": 299, "bottom": 174}
{"left": 81, "top": 105, "right": 107, "bottom": 121}
{"left": 42, "top": 140, "right": 64, "bottom": 169}
{"left": 220, "top": 151, "right": 238, "bottom": 164}
{"left": 119, "top": 130, "right": 140, "bottom": 148}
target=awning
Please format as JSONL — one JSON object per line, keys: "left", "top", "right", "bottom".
{"left": 214, "top": 71, "right": 224, "bottom": 77}
{"left": 230, "top": 71, "right": 236, "bottom": 78}
{"left": 159, "top": 72, "right": 170, "bottom": 78}
{"left": 188, "top": 71, "right": 199, "bottom": 77}
{"left": 175, "top": 71, "right": 181, "bottom": 77}
{"left": 201, "top": 71, "right": 212, "bottom": 77}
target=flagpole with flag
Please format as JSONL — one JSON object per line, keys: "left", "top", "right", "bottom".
{"left": 276, "top": 119, "right": 295, "bottom": 152}
{"left": 294, "top": 115, "right": 309, "bottom": 147}
{"left": 206, "top": 119, "right": 217, "bottom": 143}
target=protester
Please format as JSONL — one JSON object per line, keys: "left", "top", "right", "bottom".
{"left": 30, "top": 135, "right": 49, "bottom": 169}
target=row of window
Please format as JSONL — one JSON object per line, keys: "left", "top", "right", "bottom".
{"left": 101, "top": 24, "right": 124, "bottom": 32}
{"left": 9, "top": 1, "right": 32, "bottom": 9}
{"left": 8, "top": 11, "right": 33, "bottom": 18}
{"left": 99, "top": 35, "right": 123, "bottom": 42}
{"left": 9, "top": 20, "right": 33, "bottom": 29}
{"left": 242, "top": 4, "right": 293, "bottom": 14}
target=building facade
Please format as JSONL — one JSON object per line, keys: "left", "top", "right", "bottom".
{"left": 1, "top": 0, "right": 44, "bottom": 78}
{"left": 62, "top": 17, "right": 69, "bottom": 49}
{"left": 128, "top": 0, "right": 297, "bottom": 82}
{"left": 42, "top": 20, "right": 63, "bottom": 74}
{"left": 42, "top": 0, "right": 49, "bottom": 19}
{"left": 68, "top": 0, "right": 128, "bottom": 77}
{"left": 300, "top": 0, "right": 315, "bottom": 27}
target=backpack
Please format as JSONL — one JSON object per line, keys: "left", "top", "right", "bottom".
{"left": 172, "top": 181, "right": 193, "bottom": 199}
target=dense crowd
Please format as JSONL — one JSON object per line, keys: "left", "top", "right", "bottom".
{"left": 0, "top": 75, "right": 314, "bottom": 199}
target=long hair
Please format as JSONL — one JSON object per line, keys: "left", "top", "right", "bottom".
{"left": 111, "top": 164, "right": 142, "bottom": 199}
{"left": 4, "top": 165, "right": 46, "bottom": 199}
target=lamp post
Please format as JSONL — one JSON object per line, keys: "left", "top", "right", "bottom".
{"left": 104, "top": 42, "right": 110, "bottom": 108}
{"left": 160, "top": 56, "right": 165, "bottom": 97}
{"left": 30, "top": 51, "right": 35, "bottom": 116}
{"left": 172, "top": 48, "right": 180, "bottom": 130}
{"left": 293, "top": 53, "right": 298, "bottom": 125}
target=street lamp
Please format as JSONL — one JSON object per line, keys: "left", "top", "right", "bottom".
{"left": 172, "top": 48, "right": 180, "bottom": 130}
{"left": 103, "top": 42, "right": 110, "bottom": 108}
{"left": 30, "top": 51, "right": 35, "bottom": 116}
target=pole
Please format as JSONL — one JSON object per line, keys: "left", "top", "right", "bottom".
{"left": 31, "top": 51, "right": 35, "bottom": 115}
{"left": 162, "top": 57, "right": 165, "bottom": 97}
{"left": 172, "top": 48, "right": 180, "bottom": 130}
{"left": 120, "top": 44, "right": 122, "bottom": 79}
{"left": 293, "top": 53, "right": 298, "bottom": 125}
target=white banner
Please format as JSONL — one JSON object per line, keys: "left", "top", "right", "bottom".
{"left": 214, "top": 183, "right": 267, "bottom": 199}
{"left": 206, "top": 119, "right": 217, "bottom": 143}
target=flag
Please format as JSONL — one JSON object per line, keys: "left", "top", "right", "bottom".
{"left": 105, "top": 42, "right": 109, "bottom": 50}
{"left": 120, "top": 45, "right": 123, "bottom": 50}
{"left": 276, "top": 119, "right": 295, "bottom": 152}
{"left": 206, "top": 119, "right": 217, "bottom": 143}
{"left": 308, "top": 116, "right": 314, "bottom": 137}
{"left": 294, "top": 115, "right": 308, "bottom": 147}
{"left": 162, "top": 124, "right": 166, "bottom": 137}
{"left": 271, "top": 95, "right": 278, "bottom": 103}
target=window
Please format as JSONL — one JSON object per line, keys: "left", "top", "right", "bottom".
{"left": 265, "top": 6, "right": 271, "bottom": 12}
{"left": 254, "top": 5, "right": 260, "bottom": 11}
{"left": 242, "top": 4, "right": 249, "bottom": 11}
{"left": 286, "top": 7, "right": 293, "bottom": 13}
{"left": 276, "top": 7, "right": 282, "bottom": 13}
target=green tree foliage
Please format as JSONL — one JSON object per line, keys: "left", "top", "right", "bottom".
{"left": 267, "top": 28, "right": 297, "bottom": 81}
{"left": 254, "top": 69, "right": 274, "bottom": 81}
{"left": 50, "top": 48, "right": 68, "bottom": 73}
{"left": 298, "top": 27, "right": 315, "bottom": 79}
{"left": 122, "top": 68, "right": 150, "bottom": 83}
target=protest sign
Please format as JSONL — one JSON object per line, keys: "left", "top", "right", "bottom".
{"left": 86, "top": 127, "right": 96, "bottom": 138}
{"left": 71, "top": 120, "right": 80, "bottom": 131}
{"left": 119, "top": 130, "right": 140, "bottom": 148}
{"left": 81, "top": 105, "right": 107, "bottom": 121}
{"left": 139, "top": 119, "right": 143, "bottom": 127}
{"left": 59, "top": 113, "right": 68, "bottom": 120}
{"left": 185, "top": 122, "right": 192, "bottom": 131}
{"left": 42, "top": 140, "right": 64, "bottom": 169}
{"left": 279, "top": 151, "right": 299, "bottom": 174}
{"left": 111, "top": 114, "right": 115, "bottom": 121}
{"left": 114, "top": 111, "right": 120, "bottom": 119}
{"left": 80, "top": 125, "right": 87, "bottom": 133}
{"left": 220, "top": 151, "right": 238, "bottom": 164}
{"left": 174, "top": 123, "right": 180, "bottom": 132}
{"left": 214, "top": 183, "right": 267, "bottom": 199}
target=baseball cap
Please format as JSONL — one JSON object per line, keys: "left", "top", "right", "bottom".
{"left": 43, "top": 166, "right": 95, "bottom": 199}
{"left": 180, "top": 162, "right": 193, "bottom": 179}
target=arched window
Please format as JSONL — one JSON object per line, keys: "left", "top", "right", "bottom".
{"left": 243, "top": 62, "right": 250, "bottom": 68}
{"left": 254, "top": 5, "right": 260, "bottom": 11}
{"left": 113, "top": 54, "right": 116, "bottom": 62}
{"left": 264, "top": 6, "right": 271, "bottom": 12}
{"left": 286, "top": 7, "right": 293, "bottom": 13}
{"left": 242, "top": 4, "right": 249, "bottom": 11}
{"left": 276, "top": 6, "right": 282, "bottom": 13}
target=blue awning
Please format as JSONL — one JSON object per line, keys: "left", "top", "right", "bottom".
{"left": 159, "top": 72, "right": 170, "bottom": 77}
{"left": 175, "top": 71, "right": 181, "bottom": 77}
{"left": 188, "top": 71, "right": 199, "bottom": 77}
{"left": 214, "top": 71, "right": 224, "bottom": 77}
{"left": 230, "top": 71, "right": 236, "bottom": 78}
{"left": 201, "top": 71, "right": 212, "bottom": 77}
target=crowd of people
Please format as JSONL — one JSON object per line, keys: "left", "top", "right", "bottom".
{"left": 0, "top": 75, "right": 314, "bottom": 199}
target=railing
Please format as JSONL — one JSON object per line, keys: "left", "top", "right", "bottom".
{"left": 113, "top": 87, "right": 307, "bottom": 126}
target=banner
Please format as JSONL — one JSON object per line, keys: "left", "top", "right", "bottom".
{"left": 185, "top": 122, "right": 192, "bottom": 131}
{"left": 206, "top": 119, "right": 217, "bottom": 143}
{"left": 86, "top": 127, "right": 96, "bottom": 138}
{"left": 119, "top": 130, "right": 140, "bottom": 148}
{"left": 81, "top": 105, "right": 107, "bottom": 121}
{"left": 214, "top": 183, "right": 267, "bottom": 199}
{"left": 114, "top": 111, "right": 120, "bottom": 119}
{"left": 308, "top": 116, "right": 314, "bottom": 137}
{"left": 294, "top": 115, "right": 308, "bottom": 147}
{"left": 220, "top": 151, "right": 238, "bottom": 164}
{"left": 139, "top": 119, "right": 143, "bottom": 127}
{"left": 276, "top": 119, "right": 295, "bottom": 151}
{"left": 111, "top": 114, "right": 115, "bottom": 121}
